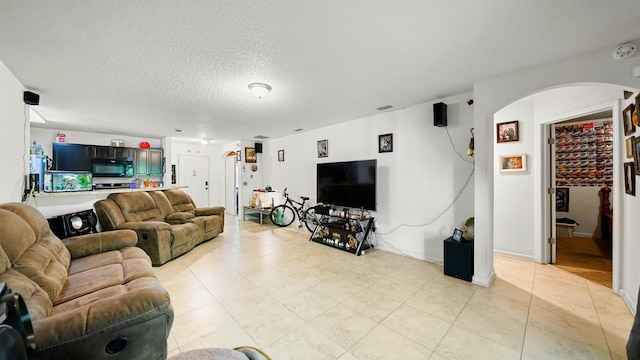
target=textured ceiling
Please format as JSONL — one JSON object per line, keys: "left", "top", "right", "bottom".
{"left": 1, "top": 1, "right": 640, "bottom": 145}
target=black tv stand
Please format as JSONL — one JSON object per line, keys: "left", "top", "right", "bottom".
{"left": 310, "top": 214, "right": 374, "bottom": 256}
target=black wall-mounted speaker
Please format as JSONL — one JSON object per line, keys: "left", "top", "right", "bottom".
{"left": 255, "top": 143, "right": 263, "bottom": 153}
{"left": 48, "top": 209, "right": 98, "bottom": 239}
{"left": 433, "top": 102, "right": 447, "bottom": 127}
{"left": 23, "top": 91, "right": 40, "bottom": 106}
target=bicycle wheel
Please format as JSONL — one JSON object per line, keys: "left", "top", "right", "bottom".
{"left": 270, "top": 205, "right": 295, "bottom": 227}
{"left": 302, "top": 207, "right": 321, "bottom": 232}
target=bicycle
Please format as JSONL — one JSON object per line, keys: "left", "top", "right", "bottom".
{"left": 269, "top": 188, "right": 322, "bottom": 232}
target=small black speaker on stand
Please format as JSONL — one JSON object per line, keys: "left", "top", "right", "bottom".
{"left": 433, "top": 102, "right": 447, "bottom": 127}
{"left": 255, "top": 143, "right": 263, "bottom": 153}
{"left": 23, "top": 91, "right": 40, "bottom": 106}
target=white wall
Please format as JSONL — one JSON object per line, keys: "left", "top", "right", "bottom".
{"left": 557, "top": 187, "right": 602, "bottom": 238}
{"left": 266, "top": 92, "right": 475, "bottom": 263}
{"left": 474, "top": 42, "right": 640, "bottom": 307}
{"left": 0, "top": 61, "right": 28, "bottom": 203}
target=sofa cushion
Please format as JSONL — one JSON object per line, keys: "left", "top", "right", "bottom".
{"left": 0, "top": 206, "right": 70, "bottom": 303}
{"left": 108, "top": 192, "right": 164, "bottom": 222}
{"left": 163, "top": 189, "right": 196, "bottom": 214}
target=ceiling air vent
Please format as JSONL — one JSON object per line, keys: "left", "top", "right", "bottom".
{"left": 173, "top": 128, "right": 183, "bottom": 133}
{"left": 377, "top": 105, "right": 393, "bottom": 111}
{"left": 253, "top": 135, "right": 270, "bottom": 140}
{"left": 293, "top": 128, "right": 304, "bottom": 132}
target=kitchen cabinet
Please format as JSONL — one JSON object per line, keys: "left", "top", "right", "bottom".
{"left": 93, "top": 146, "right": 135, "bottom": 160}
{"left": 135, "top": 149, "right": 163, "bottom": 176}
{"left": 52, "top": 143, "right": 93, "bottom": 171}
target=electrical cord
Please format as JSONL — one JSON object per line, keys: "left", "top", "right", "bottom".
{"left": 445, "top": 127, "right": 474, "bottom": 163}
{"left": 376, "top": 166, "right": 474, "bottom": 235}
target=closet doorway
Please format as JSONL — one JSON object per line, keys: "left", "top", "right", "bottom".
{"left": 550, "top": 112, "right": 613, "bottom": 288}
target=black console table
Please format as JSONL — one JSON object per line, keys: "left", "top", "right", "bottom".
{"left": 310, "top": 215, "right": 374, "bottom": 256}
{"left": 443, "top": 237, "right": 473, "bottom": 282}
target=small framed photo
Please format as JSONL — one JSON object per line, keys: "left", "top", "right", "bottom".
{"left": 278, "top": 149, "right": 284, "bottom": 162}
{"left": 496, "top": 120, "right": 519, "bottom": 143}
{"left": 317, "top": 140, "right": 328, "bottom": 158}
{"left": 378, "top": 133, "right": 393, "bottom": 153}
{"left": 627, "top": 136, "right": 635, "bottom": 159}
{"left": 452, "top": 228, "right": 464, "bottom": 242}
{"left": 499, "top": 154, "right": 527, "bottom": 173}
{"left": 625, "top": 162, "right": 635, "bottom": 195}
{"left": 556, "top": 187, "right": 569, "bottom": 212}
{"left": 245, "top": 147, "right": 257, "bottom": 163}
{"left": 624, "top": 104, "right": 636, "bottom": 136}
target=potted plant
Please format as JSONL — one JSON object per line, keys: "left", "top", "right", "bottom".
{"left": 143, "top": 175, "right": 151, "bottom": 188}
{"left": 463, "top": 217, "right": 474, "bottom": 240}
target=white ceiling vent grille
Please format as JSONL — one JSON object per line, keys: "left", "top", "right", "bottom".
{"left": 253, "top": 135, "right": 270, "bottom": 139}
{"left": 377, "top": 105, "right": 393, "bottom": 111}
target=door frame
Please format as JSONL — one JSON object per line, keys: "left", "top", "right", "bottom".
{"left": 539, "top": 100, "right": 622, "bottom": 291}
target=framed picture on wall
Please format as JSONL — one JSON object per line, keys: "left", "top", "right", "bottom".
{"left": 556, "top": 188, "right": 569, "bottom": 212}
{"left": 499, "top": 154, "right": 526, "bottom": 173}
{"left": 627, "top": 136, "right": 635, "bottom": 158}
{"left": 496, "top": 120, "right": 519, "bottom": 143}
{"left": 624, "top": 104, "right": 636, "bottom": 135}
{"left": 245, "top": 147, "right": 257, "bottom": 163}
{"left": 625, "top": 162, "right": 635, "bottom": 195}
{"left": 634, "top": 93, "right": 640, "bottom": 127}
{"left": 278, "top": 149, "right": 284, "bottom": 162}
{"left": 317, "top": 140, "right": 328, "bottom": 158}
{"left": 378, "top": 133, "right": 393, "bottom": 153}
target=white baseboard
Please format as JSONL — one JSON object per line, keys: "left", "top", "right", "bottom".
{"left": 493, "top": 249, "right": 536, "bottom": 262}
{"left": 473, "top": 269, "right": 495, "bottom": 287}
{"left": 620, "top": 288, "right": 637, "bottom": 315}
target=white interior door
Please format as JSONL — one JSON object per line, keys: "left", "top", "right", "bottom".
{"left": 225, "top": 155, "right": 238, "bottom": 215}
{"left": 178, "top": 155, "right": 209, "bottom": 207}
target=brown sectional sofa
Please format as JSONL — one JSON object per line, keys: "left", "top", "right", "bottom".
{"left": 0, "top": 202, "right": 173, "bottom": 359}
{"left": 94, "top": 189, "right": 224, "bottom": 266}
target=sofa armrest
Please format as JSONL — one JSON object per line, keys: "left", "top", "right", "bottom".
{"left": 165, "top": 212, "right": 195, "bottom": 225}
{"left": 195, "top": 206, "right": 225, "bottom": 216}
{"left": 62, "top": 230, "right": 138, "bottom": 259}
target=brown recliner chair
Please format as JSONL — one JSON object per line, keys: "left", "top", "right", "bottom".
{"left": 0, "top": 202, "right": 173, "bottom": 360}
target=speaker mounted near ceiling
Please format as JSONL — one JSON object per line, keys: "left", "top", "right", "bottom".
{"left": 48, "top": 209, "right": 98, "bottom": 239}
{"left": 433, "top": 102, "right": 447, "bottom": 127}
{"left": 23, "top": 91, "right": 40, "bottom": 106}
{"left": 255, "top": 143, "right": 263, "bottom": 153}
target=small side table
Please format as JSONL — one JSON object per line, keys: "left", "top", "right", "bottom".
{"left": 443, "top": 237, "right": 473, "bottom": 282}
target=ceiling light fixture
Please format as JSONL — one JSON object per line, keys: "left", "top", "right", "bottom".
{"left": 200, "top": 138, "right": 210, "bottom": 145}
{"left": 613, "top": 43, "right": 637, "bottom": 60}
{"left": 248, "top": 83, "right": 272, "bottom": 99}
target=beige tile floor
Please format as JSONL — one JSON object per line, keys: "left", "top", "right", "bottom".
{"left": 155, "top": 216, "right": 634, "bottom": 359}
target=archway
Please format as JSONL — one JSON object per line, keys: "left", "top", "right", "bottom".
{"left": 491, "top": 83, "right": 635, "bottom": 291}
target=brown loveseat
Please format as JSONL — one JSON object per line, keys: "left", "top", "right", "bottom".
{"left": 0, "top": 202, "right": 173, "bottom": 360}
{"left": 94, "top": 189, "right": 224, "bottom": 266}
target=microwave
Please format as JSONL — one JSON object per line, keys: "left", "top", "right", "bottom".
{"left": 91, "top": 158, "right": 133, "bottom": 177}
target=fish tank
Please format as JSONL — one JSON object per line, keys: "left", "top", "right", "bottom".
{"left": 43, "top": 171, "right": 93, "bottom": 193}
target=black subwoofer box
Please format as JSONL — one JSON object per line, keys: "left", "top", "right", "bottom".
{"left": 48, "top": 209, "right": 98, "bottom": 239}
{"left": 443, "top": 237, "right": 473, "bottom": 282}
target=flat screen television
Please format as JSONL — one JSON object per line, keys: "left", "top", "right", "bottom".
{"left": 317, "top": 159, "right": 376, "bottom": 211}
